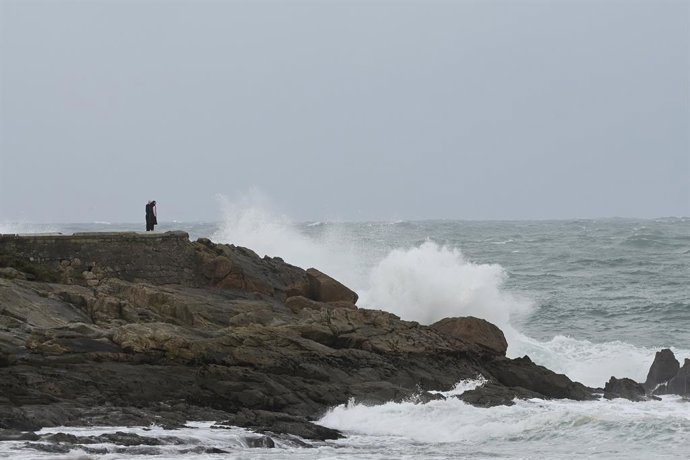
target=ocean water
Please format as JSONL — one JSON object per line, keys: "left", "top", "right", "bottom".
{"left": 1, "top": 209, "right": 689, "bottom": 459}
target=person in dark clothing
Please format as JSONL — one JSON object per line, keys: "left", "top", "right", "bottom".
{"left": 145, "top": 200, "right": 157, "bottom": 231}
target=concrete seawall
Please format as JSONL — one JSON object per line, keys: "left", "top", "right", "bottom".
{"left": 0, "top": 231, "right": 202, "bottom": 286}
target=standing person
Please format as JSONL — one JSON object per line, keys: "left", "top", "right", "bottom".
{"left": 145, "top": 200, "right": 157, "bottom": 231}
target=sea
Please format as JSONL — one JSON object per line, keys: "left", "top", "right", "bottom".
{"left": 1, "top": 210, "right": 688, "bottom": 459}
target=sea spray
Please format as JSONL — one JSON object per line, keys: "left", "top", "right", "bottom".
{"left": 359, "top": 240, "right": 534, "bottom": 332}
{"left": 210, "top": 193, "right": 366, "bottom": 286}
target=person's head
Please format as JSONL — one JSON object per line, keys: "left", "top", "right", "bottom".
{"left": 152, "top": 200, "right": 156, "bottom": 206}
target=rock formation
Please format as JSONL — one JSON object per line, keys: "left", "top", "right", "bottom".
{"left": 604, "top": 348, "right": 689, "bottom": 401}
{"left": 431, "top": 316, "right": 508, "bottom": 356}
{"left": 603, "top": 377, "right": 655, "bottom": 402}
{"left": 0, "top": 231, "right": 594, "bottom": 446}
{"left": 641, "top": 350, "right": 688, "bottom": 397}
{"left": 643, "top": 348, "right": 680, "bottom": 393}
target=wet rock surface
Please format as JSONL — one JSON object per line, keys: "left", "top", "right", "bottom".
{"left": 0, "top": 232, "right": 599, "bottom": 440}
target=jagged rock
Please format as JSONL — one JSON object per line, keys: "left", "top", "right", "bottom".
{"left": 666, "top": 359, "right": 690, "bottom": 396}
{"left": 643, "top": 349, "right": 680, "bottom": 392}
{"left": 306, "top": 268, "right": 358, "bottom": 303}
{"left": 604, "top": 377, "right": 656, "bottom": 401}
{"left": 431, "top": 316, "right": 507, "bottom": 356}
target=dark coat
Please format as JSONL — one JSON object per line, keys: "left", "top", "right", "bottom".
{"left": 145, "top": 203, "right": 157, "bottom": 227}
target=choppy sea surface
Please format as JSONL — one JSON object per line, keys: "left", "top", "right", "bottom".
{"left": 1, "top": 213, "right": 688, "bottom": 459}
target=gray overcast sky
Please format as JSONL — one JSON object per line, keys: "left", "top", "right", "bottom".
{"left": 0, "top": 0, "right": 688, "bottom": 223}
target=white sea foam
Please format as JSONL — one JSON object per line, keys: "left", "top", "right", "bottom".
{"left": 319, "top": 390, "right": 690, "bottom": 457}
{"left": 359, "top": 241, "right": 534, "bottom": 335}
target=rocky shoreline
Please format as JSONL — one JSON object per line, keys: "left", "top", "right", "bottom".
{"left": 0, "top": 231, "right": 687, "bottom": 452}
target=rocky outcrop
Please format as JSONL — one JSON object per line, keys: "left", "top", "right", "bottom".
{"left": 604, "top": 377, "right": 653, "bottom": 402}
{"left": 458, "top": 383, "right": 543, "bottom": 407}
{"left": 608, "top": 349, "right": 689, "bottom": 400}
{"left": 0, "top": 232, "right": 597, "bottom": 442}
{"left": 634, "top": 349, "right": 690, "bottom": 397}
{"left": 643, "top": 349, "right": 680, "bottom": 392}
{"left": 481, "top": 356, "right": 593, "bottom": 402}
{"left": 431, "top": 316, "right": 508, "bottom": 356}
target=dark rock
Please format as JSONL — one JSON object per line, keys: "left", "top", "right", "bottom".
{"left": 666, "top": 359, "right": 690, "bottom": 396}
{"left": 484, "top": 356, "right": 593, "bottom": 401}
{"left": 244, "top": 435, "right": 276, "bottom": 448}
{"left": 0, "top": 351, "right": 16, "bottom": 367}
{"left": 82, "top": 446, "right": 109, "bottom": 455}
{"left": 216, "top": 409, "right": 343, "bottom": 441}
{"left": 0, "top": 429, "right": 39, "bottom": 441}
{"left": 604, "top": 377, "right": 655, "bottom": 401}
{"left": 643, "top": 349, "right": 680, "bottom": 392}
{"left": 205, "top": 447, "right": 230, "bottom": 453}
{"left": 44, "top": 432, "right": 84, "bottom": 444}
{"left": 431, "top": 316, "right": 507, "bottom": 356}
{"left": 458, "top": 382, "right": 544, "bottom": 407}
{"left": 24, "top": 442, "right": 72, "bottom": 453}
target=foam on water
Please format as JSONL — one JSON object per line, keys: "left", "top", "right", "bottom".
{"left": 319, "top": 384, "right": 690, "bottom": 458}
